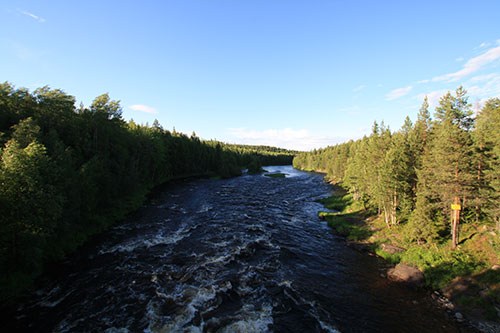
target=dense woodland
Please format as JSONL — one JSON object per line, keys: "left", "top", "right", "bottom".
{"left": 0, "top": 82, "right": 294, "bottom": 300}
{"left": 294, "top": 87, "right": 499, "bottom": 249}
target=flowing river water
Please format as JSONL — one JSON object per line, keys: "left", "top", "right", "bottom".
{"left": 5, "top": 166, "right": 475, "bottom": 332}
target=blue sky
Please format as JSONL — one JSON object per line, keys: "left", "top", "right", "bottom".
{"left": 2, "top": 1, "right": 500, "bottom": 150}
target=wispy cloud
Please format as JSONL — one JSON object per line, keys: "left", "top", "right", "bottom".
{"left": 432, "top": 45, "right": 500, "bottom": 82}
{"left": 478, "top": 42, "right": 491, "bottom": 49}
{"left": 129, "top": 104, "right": 158, "bottom": 114}
{"left": 352, "top": 85, "right": 366, "bottom": 93}
{"left": 416, "top": 72, "right": 500, "bottom": 109}
{"left": 19, "top": 9, "right": 46, "bottom": 23}
{"left": 469, "top": 73, "right": 498, "bottom": 82}
{"left": 226, "top": 128, "right": 346, "bottom": 151}
{"left": 417, "top": 90, "right": 448, "bottom": 108}
{"left": 467, "top": 73, "right": 500, "bottom": 99}
{"left": 386, "top": 86, "right": 412, "bottom": 101}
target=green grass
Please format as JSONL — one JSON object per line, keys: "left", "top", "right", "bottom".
{"left": 317, "top": 187, "right": 500, "bottom": 322}
{"left": 319, "top": 212, "right": 372, "bottom": 242}
{"left": 317, "top": 189, "right": 371, "bottom": 242}
{"left": 317, "top": 194, "right": 351, "bottom": 212}
{"left": 375, "top": 248, "right": 402, "bottom": 264}
{"left": 400, "top": 246, "right": 486, "bottom": 289}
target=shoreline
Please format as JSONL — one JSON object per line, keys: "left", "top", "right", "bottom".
{"left": 318, "top": 184, "right": 500, "bottom": 333}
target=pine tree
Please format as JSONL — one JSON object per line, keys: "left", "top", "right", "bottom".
{"left": 380, "top": 118, "right": 415, "bottom": 225}
{"left": 411, "top": 87, "right": 474, "bottom": 248}
{"left": 474, "top": 98, "right": 500, "bottom": 230}
{"left": 344, "top": 137, "right": 371, "bottom": 208}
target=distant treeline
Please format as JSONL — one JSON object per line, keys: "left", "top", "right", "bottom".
{"left": 294, "top": 87, "right": 499, "bottom": 247}
{"left": 0, "top": 82, "right": 294, "bottom": 300}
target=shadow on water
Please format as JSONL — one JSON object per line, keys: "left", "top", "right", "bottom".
{"left": 2, "top": 166, "right": 477, "bottom": 332}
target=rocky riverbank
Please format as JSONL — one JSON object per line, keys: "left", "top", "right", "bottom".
{"left": 318, "top": 186, "right": 500, "bottom": 332}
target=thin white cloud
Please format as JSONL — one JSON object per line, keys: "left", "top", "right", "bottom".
{"left": 415, "top": 72, "right": 500, "bottom": 109}
{"left": 352, "top": 85, "right": 366, "bottom": 93}
{"left": 432, "top": 45, "right": 500, "bottom": 82}
{"left": 417, "top": 90, "right": 448, "bottom": 108}
{"left": 386, "top": 86, "right": 412, "bottom": 101}
{"left": 467, "top": 74, "right": 500, "bottom": 99}
{"left": 478, "top": 42, "right": 491, "bottom": 49}
{"left": 129, "top": 104, "right": 158, "bottom": 114}
{"left": 226, "top": 128, "right": 346, "bottom": 151}
{"left": 469, "top": 73, "right": 498, "bottom": 82}
{"left": 19, "top": 10, "right": 46, "bottom": 23}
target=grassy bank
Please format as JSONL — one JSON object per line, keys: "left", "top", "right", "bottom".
{"left": 319, "top": 186, "right": 500, "bottom": 322}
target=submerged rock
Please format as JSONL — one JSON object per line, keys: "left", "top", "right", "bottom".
{"left": 387, "top": 263, "right": 424, "bottom": 286}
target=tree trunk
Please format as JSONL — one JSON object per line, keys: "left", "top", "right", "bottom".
{"left": 391, "top": 190, "right": 398, "bottom": 225}
{"left": 476, "top": 157, "right": 482, "bottom": 223}
{"left": 383, "top": 206, "right": 391, "bottom": 228}
{"left": 451, "top": 196, "right": 460, "bottom": 249}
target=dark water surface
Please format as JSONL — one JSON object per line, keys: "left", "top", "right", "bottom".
{"left": 5, "top": 166, "right": 474, "bottom": 332}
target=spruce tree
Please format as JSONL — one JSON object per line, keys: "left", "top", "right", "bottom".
{"left": 474, "top": 98, "right": 500, "bottom": 230}
{"left": 411, "top": 87, "right": 474, "bottom": 248}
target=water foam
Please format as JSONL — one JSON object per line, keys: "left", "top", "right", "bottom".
{"left": 217, "top": 303, "right": 273, "bottom": 333}
{"left": 99, "top": 224, "right": 190, "bottom": 254}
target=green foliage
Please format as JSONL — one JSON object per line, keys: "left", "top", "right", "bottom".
{"left": 0, "top": 82, "right": 296, "bottom": 301}
{"left": 247, "top": 157, "right": 263, "bottom": 174}
{"left": 294, "top": 87, "right": 497, "bottom": 248}
{"left": 317, "top": 191, "right": 372, "bottom": 241}
{"left": 322, "top": 214, "right": 372, "bottom": 241}
{"left": 374, "top": 248, "right": 402, "bottom": 264}
{"left": 474, "top": 98, "right": 500, "bottom": 229}
{"left": 400, "top": 247, "right": 486, "bottom": 289}
{"left": 317, "top": 193, "right": 352, "bottom": 212}
{"left": 300, "top": 88, "right": 499, "bottom": 319}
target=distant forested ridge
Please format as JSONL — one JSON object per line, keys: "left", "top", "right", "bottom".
{"left": 294, "top": 87, "right": 499, "bottom": 247}
{"left": 0, "top": 82, "right": 295, "bottom": 299}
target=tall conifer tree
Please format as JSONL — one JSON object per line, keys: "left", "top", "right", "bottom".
{"left": 474, "top": 98, "right": 500, "bottom": 230}
{"left": 411, "top": 87, "right": 474, "bottom": 248}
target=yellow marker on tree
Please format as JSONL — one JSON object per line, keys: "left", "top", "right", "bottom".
{"left": 451, "top": 204, "right": 461, "bottom": 211}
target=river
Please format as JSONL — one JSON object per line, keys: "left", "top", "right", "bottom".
{"left": 4, "top": 166, "right": 474, "bottom": 332}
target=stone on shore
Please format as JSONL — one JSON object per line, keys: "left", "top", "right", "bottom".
{"left": 387, "top": 263, "right": 424, "bottom": 286}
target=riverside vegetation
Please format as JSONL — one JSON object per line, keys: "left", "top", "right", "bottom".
{"left": 294, "top": 87, "right": 500, "bottom": 323}
{"left": 0, "top": 82, "right": 295, "bottom": 301}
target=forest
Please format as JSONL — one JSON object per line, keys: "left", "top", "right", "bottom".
{"left": 294, "top": 87, "right": 499, "bottom": 243}
{"left": 293, "top": 88, "right": 500, "bottom": 316}
{"left": 0, "top": 82, "right": 294, "bottom": 300}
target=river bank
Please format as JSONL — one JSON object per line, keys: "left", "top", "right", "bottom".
{"left": 318, "top": 185, "right": 500, "bottom": 332}
{"left": 1, "top": 166, "right": 479, "bottom": 332}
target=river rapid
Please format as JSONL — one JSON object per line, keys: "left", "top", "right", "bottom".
{"left": 5, "top": 166, "right": 474, "bottom": 332}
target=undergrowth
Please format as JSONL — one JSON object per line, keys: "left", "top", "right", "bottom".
{"left": 318, "top": 186, "right": 500, "bottom": 322}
